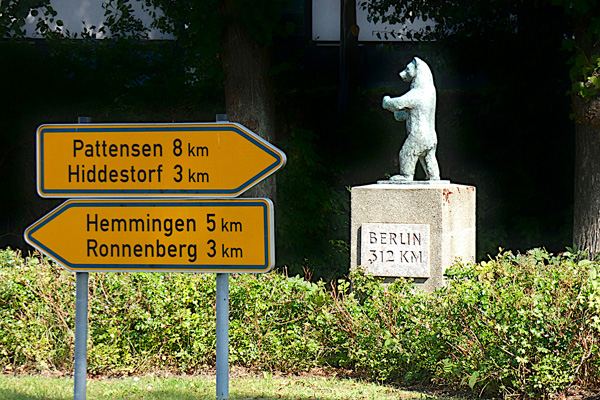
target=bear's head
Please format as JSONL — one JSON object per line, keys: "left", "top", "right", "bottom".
{"left": 399, "top": 57, "right": 434, "bottom": 88}
{"left": 399, "top": 58, "right": 418, "bottom": 83}
{"left": 400, "top": 59, "right": 417, "bottom": 82}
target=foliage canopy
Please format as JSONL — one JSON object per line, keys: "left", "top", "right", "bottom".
{"left": 361, "top": 0, "right": 600, "bottom": 102}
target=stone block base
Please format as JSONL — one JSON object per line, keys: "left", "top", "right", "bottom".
{"left": 350, "top": 182, "right": 476, "bottom": 292}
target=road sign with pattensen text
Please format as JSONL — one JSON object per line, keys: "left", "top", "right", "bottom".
{"left": 37, "top": 122, "right": 286, "bottom": 198}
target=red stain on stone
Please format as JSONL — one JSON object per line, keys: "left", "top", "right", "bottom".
{"left": 443, "top": 188, "right": 452, "bottom": 203}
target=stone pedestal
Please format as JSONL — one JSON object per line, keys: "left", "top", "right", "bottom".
{"left": 350, "top": 182, "right": 476, "bottom": 291}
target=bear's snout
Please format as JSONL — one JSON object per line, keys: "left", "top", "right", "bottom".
{"left": 399, "top": 70, "right": 412, "bottom": 82}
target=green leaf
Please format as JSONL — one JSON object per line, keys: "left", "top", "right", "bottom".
{"left": 468, "top": 371, "right": 480, "bottom": 389}
{"left": 590, "top": 266, "right": 598, "bottom": 280}
{"left": 579, "top": 260, "right": 593, "bottom": 267}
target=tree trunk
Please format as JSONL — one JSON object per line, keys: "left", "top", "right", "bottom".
{"left": 338, "top": 0, "right": 360, "bottom": 118}
{"left": 572, "top": 95, "right": 600, "bottom": 257}
{"left": 220, "top": 0, "right": 278, "bottom": 200}
{"left": 572, "top": 12, "right": 600, "bottom": 257}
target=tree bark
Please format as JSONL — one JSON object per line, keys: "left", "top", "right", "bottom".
{"left": 572, "top": 95, "right": 600, "bottom": 257}
{"left": 572, "top": 12, "right": 600, "bottom": 257}
{"left": 338, "top": 0, "right": 360, "bottom": 118}
{"left": 220, "top": 0, "right": 278, "bottom": 200}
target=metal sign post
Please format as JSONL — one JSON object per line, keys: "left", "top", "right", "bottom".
{"left": 74, "top": 117, "right": 90, "bottom": 400}
{"left": 216, "top": 113, "right": 229, "bottom": 400}
{"left": 216, "top": 273, "right": 229, "bottom": 399}
{"left": 74, "top": 271, "right": 88, "bottom": 400}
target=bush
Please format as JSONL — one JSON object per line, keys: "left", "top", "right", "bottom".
{"left": 1, "top": 247, "right": 600, "bottom": 398}
{"left": 0, "top": 248, "right": 333, "bottom": 375}
{"left": 0, "top": 248, "right": 74, "bottom": 372}
{"left": 434, "top": 249, "right": 600, "bottom": 397}
{"left": 330, "top": 249, "right": 600, "bottom": 397}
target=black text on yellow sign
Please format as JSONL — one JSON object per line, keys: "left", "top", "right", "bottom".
{"left": 24, "top": 199, "right": 274, "bottom": 273}
{"left": 36, "top": 123, "right": 286, "bottom": 198}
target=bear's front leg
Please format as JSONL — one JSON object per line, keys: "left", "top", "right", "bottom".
{"left": 382, "top": 95, "right": 395, "bottom": 111}
{"left": 382, "top": 92, "right": 417, "bottom": 112}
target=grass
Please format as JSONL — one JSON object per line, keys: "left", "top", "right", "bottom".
{"left": 0, "top": 373, "right": 459, "bottom": 400}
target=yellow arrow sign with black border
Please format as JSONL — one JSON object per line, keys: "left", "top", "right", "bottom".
{"left": 37, "top": 122, "right": 286, "bottom": 198}
{"left": 25, "top": 198, "right": 274, "bottom": 273}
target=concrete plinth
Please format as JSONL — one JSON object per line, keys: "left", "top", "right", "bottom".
{"left": 350, "top": 182, "right": 476, "bottom": 291}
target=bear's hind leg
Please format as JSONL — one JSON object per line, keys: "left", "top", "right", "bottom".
{"left": 397, "top": 143, "right": 419, "bottom": 181}
{"left": 420, "top": 148, "right": 440, "bottom": 180}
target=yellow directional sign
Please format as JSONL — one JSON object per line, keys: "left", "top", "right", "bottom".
{"left": 24, "top": 198, "right": 274, "bottom": 273}
{"left": 36, "top": 123, "right": 286, "bottom": 198}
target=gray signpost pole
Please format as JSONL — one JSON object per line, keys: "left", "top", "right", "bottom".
{"left": 214, "top": 113, "right": 230, "bottom": 399}
{"left": 74, "top": 271, "right": 88, "bottom": 400}
{"left": 216, "top": 273, "right": 230, "bottom": 399}
{"left": 74, "top": 116, "right": 91, "bottom": 400}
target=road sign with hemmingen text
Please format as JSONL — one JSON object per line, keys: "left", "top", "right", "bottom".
{"left": 36, "top": 122, "right": 286, "bottom": 198}
{"left": 24, "top": 198, "right": 274, "bottom": 273}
